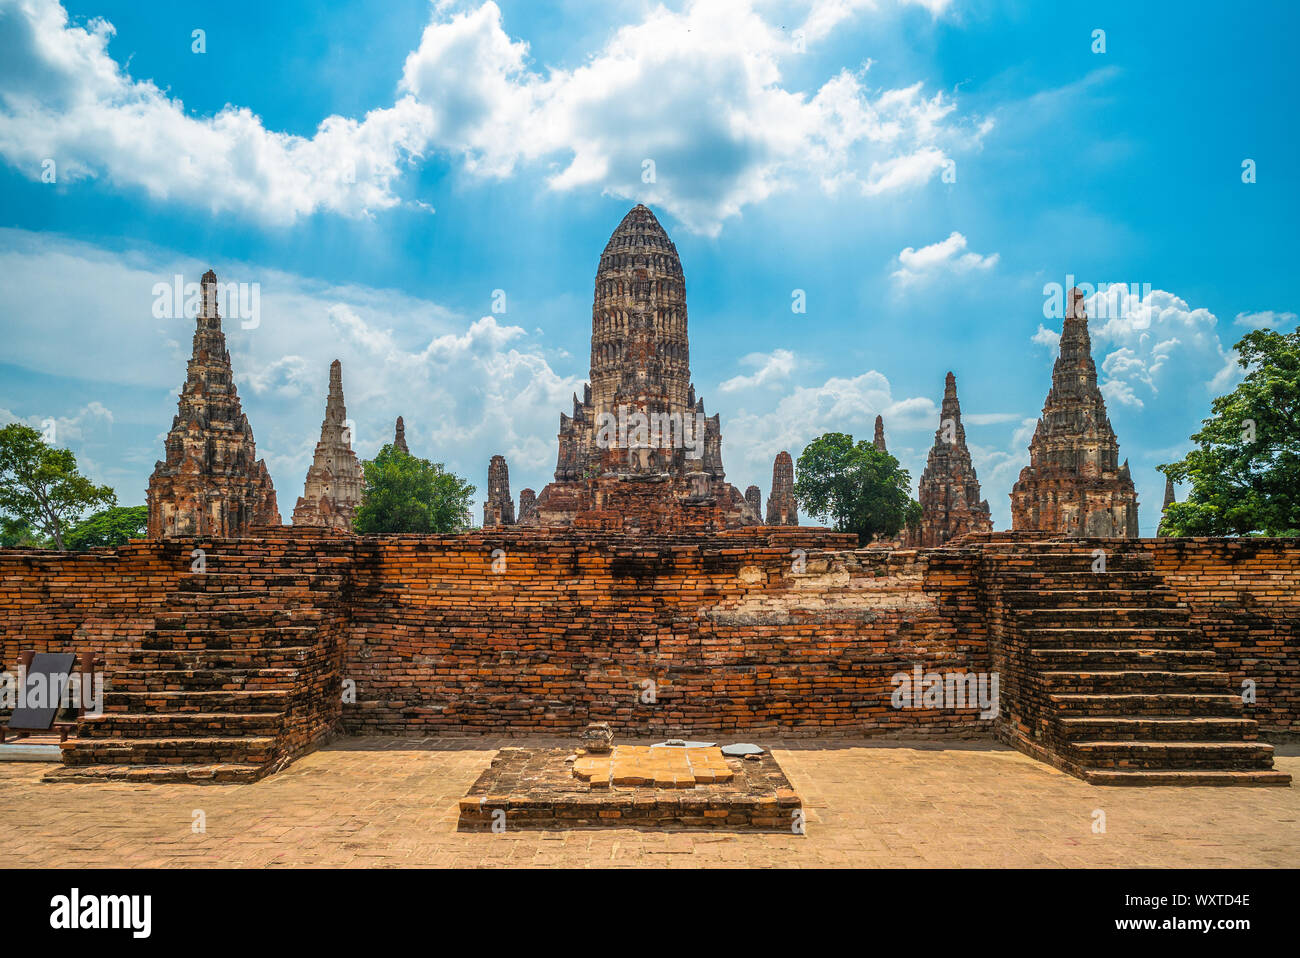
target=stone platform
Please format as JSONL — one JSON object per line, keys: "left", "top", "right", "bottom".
{"left": 457, "top": 746, "right": 802, "bottom": 831}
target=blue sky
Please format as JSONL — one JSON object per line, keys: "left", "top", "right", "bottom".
{"left": 1, "top": 0, "right": 1296, "bottom": 531}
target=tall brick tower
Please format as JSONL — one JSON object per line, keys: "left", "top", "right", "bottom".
{"left": 146, "top": 270, "right": 280, "bottom": 538}
{"left": 913, "top": 372, "right": 993, "bottom": 546}
{"left": 525, "top": 205, "right": 753, "bottom": 531}
{"left": 291, "top": 359, "right": 362, "bottom": 530}
{"left": 1011, "top": 288, "right": 1139, "bottom": 536}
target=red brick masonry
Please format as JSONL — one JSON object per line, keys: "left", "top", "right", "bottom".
{"left": 1, "top": 530, "right": 1295, "bottom": 781}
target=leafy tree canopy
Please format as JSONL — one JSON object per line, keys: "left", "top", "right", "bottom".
{"left": 0, "top": 423, "right": 117, "bottom": 550}
{"left": 794, "top": 432, "right": 920, "bottom": 542}
{"left": 1161, "top": 327, "right": 1300, "bottom": 536}
{"left": 64, "top": 505, "right": 149, "bottom": 549}
{"left": 354, "top": 444, "right": 476, "bottom": 534}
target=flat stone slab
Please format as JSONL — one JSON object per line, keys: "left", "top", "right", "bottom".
{"left": 574, "top": 745, "right": 732, "bottom": 787}
{"left": 458, "top": 746, "right": 802, "bottom": 831}
{"left": 721, "top": 743, "right": 765, "bottom": 756}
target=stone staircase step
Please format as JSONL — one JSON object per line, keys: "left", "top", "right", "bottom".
{"left": 109, "top": 668, "right": 299, "bottom": 692}
{"left": 1055, "top": 716, "right": 1257, "bottom": 741}
{"left": 127, "top": 647, "right": 314, "bottom": 669}
{"left": 1040, "top": 670, "right": 1231, "bottom": 693}
{"left": 1078, "top": 769, "right": 1292, "bottom": 786}
{"left": 1015, "top": 607, "right": 1189, "bottom": 628}
{"left": 101, "top": 689, "right": 290, "bottom": 713}
{"left": 80, "top": 712, "right": 283, "bottom": 738}
{"left": 45, "top": 763, "right": 273, "bottom": 784}
{"left": 153, "top": 608, "right": 323, "bottom": 630}
{"left": 1022, "top": 627, "right": 1205, "bottom": 649}
{"left": 61, "top": 735, "right": 277, "bottom": 766}
{"left": 989, "top": 554, "right": 1155, "bottom": 573}
{"left": 1031, "top": 648, "right": 1219, "bottom": 670}
{"left": 1066, "top": 740, "right": 1276, "bottom": 770}
{"left": 142, "top": 627, "right": 317, "bottom": 650}
{"left": 1002, "top": 589, "right": 1182, "bottom": 609}
{"left": 1049, "top": 692, "right": 1245, "bottom": 717}
{"left": 992, "top": 570, "right": 1162, "bottom": 587}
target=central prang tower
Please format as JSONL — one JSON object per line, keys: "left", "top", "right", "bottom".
{"left": 512, "top": 204, "right": 758, "bottom": 532}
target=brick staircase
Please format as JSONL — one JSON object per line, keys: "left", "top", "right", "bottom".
{"left": 988, "top": 542, "right": 1290, "bottom": 786}
{"left": 49, "top": 533, "right": 348, "bottom": 783}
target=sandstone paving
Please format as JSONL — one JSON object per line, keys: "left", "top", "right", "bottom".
{"left": 1, "top": 736, "right": 1296, "bottom": 868}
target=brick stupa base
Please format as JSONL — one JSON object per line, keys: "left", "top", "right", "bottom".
{"left": 457, "top": 745, "right": 802, "bottom": 831}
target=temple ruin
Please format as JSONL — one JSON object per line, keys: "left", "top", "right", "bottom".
{"left": 483, "top": 454, "right": 515, "bottom": 527}
{"left": 291, "top": 360, "right": 363, "bottom": 530}
{"left": 145, "top": 270, "right": 280, "bottom": 538}
{"left": 1011, "top": 288, "right": 1139, "bottom": 536}
{"left": 765, "top": 451, "right": 799, "bottom": 526}
{"left": 521, "top": 205, "right": 756, "bottom": 532}
{"left": 909, "top": 372, "right": 993, "bottom": 547}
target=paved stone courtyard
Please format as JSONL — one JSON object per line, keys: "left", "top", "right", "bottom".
{"left": 2, "top": 737, "right": 1297, "bottom": 868}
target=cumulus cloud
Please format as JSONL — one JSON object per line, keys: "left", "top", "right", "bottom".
{"left": 892, "top": 231, "right": 999, "bottom": 287}
{"left": 1082, "top": 284, "right": 1239, "bottom": 402}
{"left": 0, "top": 0, "right": 988, "bottom": 232}
{"left": 0, "top": 0, "right": 433, "bottom": 224}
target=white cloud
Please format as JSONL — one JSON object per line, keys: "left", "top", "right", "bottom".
{"left": 1234, "top": 310, "right": 1297, "bottom": 330}
{"left": 722, "top": 368, "right": 938, "bottom": 481}
{"left": 1031, "top": 324, "right": 1060, "bottom": 350}
{"left": 892, "top": 231, "right": 999, "bottom": 287}
{"left": 1082, "top": 284, "right": 1238, "bottom": 404}
{"left": 800, "top": 0, "right": 953, "bottom": 44}
{"left": 718, "top": 348, "right": 799, "bottom": 392}
{"left": 0, "top": 228, "right": 582, "bottom": 518}
{"left": 0, "top": 0, "right": 988, "bottom": 233}
{"left": 0, "top": 0, "right": 434, "bottom": 224}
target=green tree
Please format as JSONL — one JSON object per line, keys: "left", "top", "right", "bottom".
{"left": 1160, "top": 327, "right": 1300, "bottom": 536}
{"left": 354, "top": 443, "right": 476, "bottom": 534}
{"left": 1, "top": 516, "right": 48, "bottom": 549}
{"left": 794, "top": 432, "right": 920, "bottom": 542}
{"left": 0, "top": 424, "right": 117, "bottom": 550}
{"left": 64, "top": 505, "right": 149, "bottom": 549}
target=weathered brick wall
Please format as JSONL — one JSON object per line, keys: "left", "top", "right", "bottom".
{"left": 1148, "top": 538, "right": 1300, "bottom": 739}
{"left": 0, "top": 541, "right": 190, "bottom": 674}
{"left": 3, "top": 532, "right": 1296, "bottom": 743}
{"left": 341, "top": 530, "right": 996, "bottom": 738}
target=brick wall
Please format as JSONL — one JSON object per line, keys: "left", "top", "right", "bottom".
{"left": 0, "top": 541, "right": 190, "bottom": 673}
{"left": 342, "top": 531, "right": 994, "bottom": 737}
{"left": 1149, "top": 538, "right": 1300, "bottom": 739}
{"left": 3, "top": 532, "right": 1296, "bottom": 742}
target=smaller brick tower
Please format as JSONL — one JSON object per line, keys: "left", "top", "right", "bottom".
{"left": 484, "top": 455, "right": 515, "bottom": 527}
{"left": 912, "top": 372, "right": 993, "bottom": 546}
{"left": 291, "top": 360, "right": 362, "bottom": 530}
{"left": 765, "top": 451, "right": 799, "bottom": 525}
{"left": 392, "top": 416, "right": 410, "bottom": 454}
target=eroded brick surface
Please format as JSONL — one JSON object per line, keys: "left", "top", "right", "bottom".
{"left": 458, "top": 745, "right": 797, "bottom": 830}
